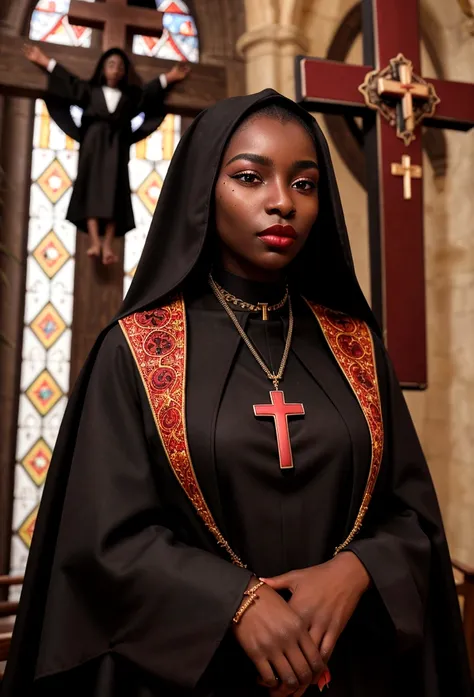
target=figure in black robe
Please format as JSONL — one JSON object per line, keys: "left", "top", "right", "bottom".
{"left": 24, "top": 44, "right": 190, "bottom": 264}
{"left": 3, "top": 90, "right": 472, "bottom": 697}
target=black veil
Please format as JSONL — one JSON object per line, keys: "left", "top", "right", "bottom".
{"left": 4, "top": 90, "right": 383, "bottom": 695}
{"left": 120, "top": 89, "right": 377, "bottom": 331}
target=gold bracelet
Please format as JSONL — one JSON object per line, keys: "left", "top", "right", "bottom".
{"left": 233, "top": 580, "right": 265, "bottom": 624}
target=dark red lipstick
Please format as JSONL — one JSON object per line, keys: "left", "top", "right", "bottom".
{"left": 257, "top": 224, "right": 297, "bottom": 249}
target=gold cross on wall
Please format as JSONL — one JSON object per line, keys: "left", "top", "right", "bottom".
{"left": 391, "top": 155, "right": 422, "bottom": 200}
{"left": 377, "top": 60, "right": 430, "bottom": 138}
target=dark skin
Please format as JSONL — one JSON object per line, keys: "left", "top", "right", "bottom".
{"left": 214, "top": 116, "right": 371, "bottom": 695}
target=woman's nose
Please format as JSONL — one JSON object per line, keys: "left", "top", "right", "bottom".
{"left": 264, "top": 182, "right": 295, "bottom": 218}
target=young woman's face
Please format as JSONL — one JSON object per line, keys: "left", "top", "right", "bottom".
{"left": 214, "top": 114, "right": 319, "bottom": 281}
{"left": 103, "top": 54, "right": 126, "bottom": 87}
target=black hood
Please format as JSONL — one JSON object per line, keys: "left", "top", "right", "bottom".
{"left": 119, "top": 88, "right": 378, "bottom": 334}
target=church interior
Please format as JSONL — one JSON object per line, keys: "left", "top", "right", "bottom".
{"left": 0, "top": 0, "right": 473, "bottom": 689}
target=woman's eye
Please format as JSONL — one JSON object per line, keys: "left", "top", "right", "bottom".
{"left": 232, "top": 172, "right": 261, "bottom": 184}
{"left": 293, "top": 179, "right": 317, "bottom": 191}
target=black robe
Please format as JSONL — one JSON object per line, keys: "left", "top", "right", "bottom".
{"left": 3, "top": 89, "right": 471, "bottom": 697}
{"left": 47, "top": 63, "right": 167, "bottom": 236}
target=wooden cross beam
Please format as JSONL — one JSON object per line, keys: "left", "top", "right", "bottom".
{"left": 68, "top": 0, "right": 163, "bottom": 52}
{"left": 296, "top": 0, "right": 474, "bottom": 388}
{"left": 0, "top": 36, "right": 225, "bottom": 114}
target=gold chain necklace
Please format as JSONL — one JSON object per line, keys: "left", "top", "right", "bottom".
{"left": 212, "top": 278, "right": 288, "bottom": 321}
{"left": 209, "top": 274, "right": 293, "bottom": 389}
{"left": 209, "top": 274, "right": 304, "bottom": 471}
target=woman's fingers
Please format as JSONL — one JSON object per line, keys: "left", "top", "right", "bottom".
{"left": 319, "top": 629, "right": 337, "bottom": 666}
{"left": 255, "top": 658, "right": 279, "bottom": 690}
{"left": 285, "top": 645, "right": 314, "bottom": 687}
{"left": 270, "top": 654, "right": 301, "bottom": 696}
{"left": 298, "top": 632, "right": 326, "bottom": 678}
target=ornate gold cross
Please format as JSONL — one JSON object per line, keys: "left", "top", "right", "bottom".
{"left": 391, "top": 155, "right": 422, "bottom": 200}
{"left": 377, "top": 61, "right": 430, "bottom": 136}
{"left": 359, "top": 53, "right": 440, "bottom": 145}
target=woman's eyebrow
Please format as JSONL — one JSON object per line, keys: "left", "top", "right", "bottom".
{"left": 225, "top": 153, "right": 272, "bottom": 167}
{"left": 225, "top": 153, "right": 319, "bottom": 171}
{"left": 293, "top": 159, "right": 319, "bottom": 171}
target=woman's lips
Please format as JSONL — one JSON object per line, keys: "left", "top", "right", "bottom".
{"left": 258, "top": 224, "right": 297, "bottom": 249}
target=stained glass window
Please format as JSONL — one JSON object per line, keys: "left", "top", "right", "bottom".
{"left": 9, "top": 99, "right": 77, "bottom": 589}
{"left": 125, "top": 114, "right": 182, "bottom": 294}
{"left": 29, "top": 0, "right": 95, "bottom": 47}
{"left": 133, "top": 1, "right": 199, "bottom": 63}
{"left": 126, "top": 0, "right": 199, "bottom": 294}
{"left": 11, "top": 1, "right": 198, "bottom": 588}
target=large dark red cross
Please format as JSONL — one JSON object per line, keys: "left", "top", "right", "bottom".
{"left": 254, "top": 391, "right": 305, "bottom": 469}
{"left": 296, "top": 0, "right": 474, "bottom": 388}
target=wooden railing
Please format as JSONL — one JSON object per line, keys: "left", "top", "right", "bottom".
{"left": 0, "top": 575, "right": 22, "bottom": 678}
{"left": 0, "top": 566, "right": 473, "bottom": 680}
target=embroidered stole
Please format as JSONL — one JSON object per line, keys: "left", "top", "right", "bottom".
{"left": 119, "top": 296, "right": 384, "bottom": 565}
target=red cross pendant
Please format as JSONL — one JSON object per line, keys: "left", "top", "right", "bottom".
{"left": 253, "top": 390, "right": 305, "bottom": 469}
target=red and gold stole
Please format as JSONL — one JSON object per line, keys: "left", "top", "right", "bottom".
{"left": 119, "top": 296, "right": 384, "bottom": 565}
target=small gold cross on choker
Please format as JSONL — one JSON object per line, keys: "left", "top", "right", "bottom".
{"left": 211, "top": 279, "right": 288, "bottom": 320}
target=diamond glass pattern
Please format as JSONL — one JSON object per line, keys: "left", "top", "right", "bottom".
{"left": 9, "top": 6, "right": 81, "bottom": 581}
{"left": 31, "top": 302, "right": 67, "bottom": 349}
{"left": 136, "top": 170, "right": 164, "bottom": 214}
{"left": 22, "top": 438, "right": 52, "bottom": 487}
{"left": 37, "top": 158, "right": 72, "bottom": 203}
{"left": 18, "top": 507, "right": 39, "bottom": 549}
{"left": 32, "top": 230, "right": 70, "bottom": 278}
{"left": 26, "top": 369, "right": 63, "bottom": 417}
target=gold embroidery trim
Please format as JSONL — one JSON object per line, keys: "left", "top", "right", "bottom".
{"left": 119, "top": 296, "right": 245, "bottom": 568}
{"left": 305, "top": 301, "right": 384, "bottom": 554}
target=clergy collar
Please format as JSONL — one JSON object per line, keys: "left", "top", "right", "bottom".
{"left": 211, "top": 267, "right": 288, "bottom": 308}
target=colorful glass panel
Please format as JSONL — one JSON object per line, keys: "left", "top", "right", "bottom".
{"left": 9, "top": 8, "right": 82, "bottom": 583}
{"left": 11, "top": 0, "right": 195, "bottom": 585}
{"left": 125, "top": 114, "right": 181, "bottom": 295}
{"left": 29, "top": 0, "right": 95, "bottom": 48}
{"left": 132, "top": 1, "right": 199, "bottom": 64}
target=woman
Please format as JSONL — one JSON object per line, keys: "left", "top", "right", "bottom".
{"left": 3, "top": 90, "right": 471, "bottom": 697}
{"left": 24, "top": 45, "right": 190, "bottom": 264}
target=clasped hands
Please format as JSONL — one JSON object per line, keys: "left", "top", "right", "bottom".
{"left": 233, "top": 551, "right": 370, "bottom": 696}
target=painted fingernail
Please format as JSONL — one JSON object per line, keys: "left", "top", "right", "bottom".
{"left": 317, "top": 668, "right": 331, "bottom": 691}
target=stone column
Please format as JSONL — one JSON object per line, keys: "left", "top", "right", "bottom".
{"left": 0, "top": 97, "right": 34, "bottom": 576}
{"left": 236, "top": 23, "right": 308, "bottom": 96}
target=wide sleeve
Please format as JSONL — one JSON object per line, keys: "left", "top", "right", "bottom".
{"left": 346, "top": 337, "right": 471, "bottom": 691}
{"left": 34, "top": 326, "right": 252, "bottom": 690}
{"left": 47, "top": 63, "right": 91, "bottom": 108}
{"left": 131, "top": 76, "right": 168, "bottom": 118}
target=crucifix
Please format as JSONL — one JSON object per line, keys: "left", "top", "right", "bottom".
{"left": 295, "top": 0, "right": 474, "bottom": 388}
{"left": 254, "top": 391, "right": 305, "bottom": 470}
